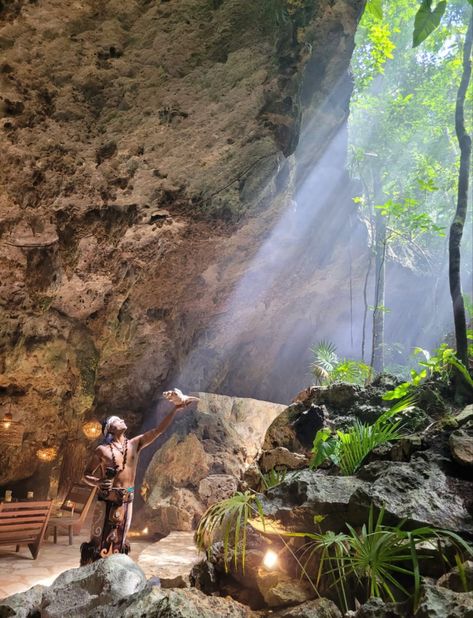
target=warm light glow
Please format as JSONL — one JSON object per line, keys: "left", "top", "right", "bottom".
{"left": 142, "top": 527, "right": 149, "bottom": 535}
{"left": 82, "top": 420, "right": 102, "bottom": 439}
{"left": 36, "top": 447, "right": 58, "bottom": 462}
{"left": 2, "top": 411, "right": 13, "bottom": 430}
{"left": 263, "top": 549, "right": 279, "bottom": 570}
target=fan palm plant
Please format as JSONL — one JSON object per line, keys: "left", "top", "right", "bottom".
{"left": 288, "top": 506, "right": 473, "bottom": 613}
{"left": 194, "top": 490, "right": 265, "bottom": 573}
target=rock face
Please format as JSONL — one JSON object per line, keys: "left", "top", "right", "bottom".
{"left": 437, "top": 561, "right": 473, "bottom": 593}
{"left": 262, "top": 403, "right": 328, "bottom": 453}
{"left": 0, "top": 556, "right": 257, "bottom": 617}
{"left": 0, "top": 555, "right": 147, "bottom": 618}
{"left": 449, "top": 429, "right": 473, "bottom": 467}
{"left": 142, "top": 392, "right": 285, "bottom": 534}
{"left": 260, "top": 452, "right": 473, "bottom": 536}
{"left": 415, "top": 578, "right": 473, "bottom": 618}
{"left": 0, "top": 0, "right": 365, "bottom": 487}
{"left": 271, "top": 599, "right": 343, "bottom": 618}
{"left": 256, "top": 570, "right": 314, "bottom": 608}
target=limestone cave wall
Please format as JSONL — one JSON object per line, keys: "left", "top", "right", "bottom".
{"left": 0, "top": 0, "right": 365, "bottom": 486}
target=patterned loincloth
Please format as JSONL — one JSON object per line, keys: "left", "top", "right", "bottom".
{"left": 80, "top": 487, "right": 134, "bottom": 566}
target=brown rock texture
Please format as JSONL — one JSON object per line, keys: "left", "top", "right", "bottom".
{"left": 449, "top": 429, "right": 473, "bottom": 467}
{"left": 0, "top": 0, "right": 365, "bottom": 485}
{"left": 142, "top": 391, "right": 285, "bottom": 534}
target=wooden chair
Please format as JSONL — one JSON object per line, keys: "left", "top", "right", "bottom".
{"left": 0, "top": 500, "right": 53, "bottom": 559}
{"left": 47, "top": 484, "right": 97, "bottom": 545}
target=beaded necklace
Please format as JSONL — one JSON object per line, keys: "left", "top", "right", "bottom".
{"left": 109, "top": 438, "right": 128, "bottom": 472}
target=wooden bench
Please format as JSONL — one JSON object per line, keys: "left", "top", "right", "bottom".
{"left": 47, "top": 484, "right": 97, "bottom": 545}
{"left": 0, "top": 500, "right": 53, "bottom": 559}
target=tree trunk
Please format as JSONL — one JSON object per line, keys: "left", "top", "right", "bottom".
{"left": 449, "top": 13, "right": 473, "bottom": 371}
{"left": 371, "top": 171, "right": 386, "bottom": 373}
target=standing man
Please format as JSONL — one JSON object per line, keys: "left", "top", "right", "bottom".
{"left": 80, "top": 389, "right": 198, "bottom": 566}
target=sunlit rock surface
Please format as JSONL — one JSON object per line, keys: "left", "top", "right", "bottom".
{"left": 0, "top": 557, "right": 257, "bottom": 617}
{"left": 142, "top": 392, "right": 285, "bottom": 534}
{"left": 0, "top": 554, "right": 146, "bottom": 618}
{"left": 0, "top": 0, "right": 365, "bottom": 485}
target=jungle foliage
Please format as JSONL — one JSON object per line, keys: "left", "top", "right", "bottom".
{"left": 288, "top": 506, "right": 473, "bottom": 613}
{"left": 309, "top": 396, "right": 416, "bottom": 475}
{"left": 350, "top": 0, "right": 473, "bottom": 380}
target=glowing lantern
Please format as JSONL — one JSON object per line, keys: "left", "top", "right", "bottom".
{"left": 82, "top": 420, "right": 102, "bottom": 439}
{"left": 0, "top": 407, "right": 25, "bottom": 447}
{"left": 263, "top": 549, "right": 279, "bottom": 570}
{"left": 36, "top": 447, "right": 58, "bottom": 462}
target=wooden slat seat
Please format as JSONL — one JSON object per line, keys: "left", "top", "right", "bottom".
{"left": 0, "top": 500, "right": 53, "bottom": 559}
{"left": 46, "top": 484, "right": 97, "bottom": 545}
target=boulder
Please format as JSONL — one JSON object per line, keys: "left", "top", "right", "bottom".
{"left": 437, "top": 561, "right": 473, "bottom": 592}
{"left": 0, "top": 556, "right": 146, "bottom": 618}
{"left": 390, "top": 435, "right": 424, "bottom": 462}
{"left": 271, "top": 598, "right": 343, "bottom": 617}
{"left": 0, "top": 559, "right": 256, "bottom": 618}
{"left": 0, "top": 584, "right": 45, "bottom": 618}
{"left": 415, "top": 578, "right": 473, "bottom": 618}
{"left": 262, "top": 404, "right": 328, "bottom": 454}
{"left": 189, "top": 560, "right": 220, "bottom": 595}
{"left": 143, "top": 393, "right": 285, "bottom": 535}
{"left": 347, "top": 597, "right": 407, "bottom": 617}
{"left": 449, "top": 430, "right": 473, "bottom": 467}
{"left": 311, "top": 383, "right": 363, "bottom": 411}
{"left": 455, "top": 405, "right": 473, "bottom": 427}
{"left": 41, "top": 554, "right": 147, "bottom": 618}
{"left": 259, "top": 447, "right": 309, "bottom": 472}
{"left": 353, "top": 455, "right": 473, "bottom": 534}
{"left": 94, "top": 587, "right": 257, "bottom": 617}
{"left": 262, "top": 469, "right": 366, "bottom": 533}
{"left": 259, "top": 450, "right": 473, "bottom": 537}
{"left": 255, "top": 569, "right": 314, "bottom": 607}
{"left": 199, "top": 474, "right": 239, "bottom": 507}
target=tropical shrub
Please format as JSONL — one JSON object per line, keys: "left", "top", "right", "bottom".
{"left": 288, "top": 506, "right": 473, "bottom": 612}
{"left": 194, "top": 490, "right": 265, "bottom": 572}
{"left": 383, "top": 344, "right": 473, "bottom": 401}
{"left": 310, "top": 396, "right": 416, "bottom": 475}
{"left": 311, "top": 341, "right": 373, "bottom": 386}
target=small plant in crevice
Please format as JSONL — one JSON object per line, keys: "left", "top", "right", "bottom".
{"left": 194, "top": 490, "right": 265, "bottom": 573}
{"left": 260, "top": 466, "right": 287, "bottom": 491}
{"left": 310, "top": 396, "right": 416, "bottom": 475}
{"left": 287, "top": 506, "right": 473, "bottom": 613}
{"left": 311, "top": 341, "right": 373, "bottom": 386}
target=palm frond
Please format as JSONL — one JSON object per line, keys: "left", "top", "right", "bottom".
{"left": 195, "top": 490, "right": 265, "bottom": 573}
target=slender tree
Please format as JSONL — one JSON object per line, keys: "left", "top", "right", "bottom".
{"left": 371, "top": 168, "right": 387, "bottom": 372}
{"left": 449, "top": 11, "right": 473, "bottom": 368}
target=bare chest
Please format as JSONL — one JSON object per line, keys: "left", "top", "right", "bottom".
{"left": 100, "top": 441, "right": 138, "bottom": 471}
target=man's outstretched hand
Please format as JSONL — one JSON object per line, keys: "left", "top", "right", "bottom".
{"left": 163, "top": 388, "right": 199, "bottom": 408}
